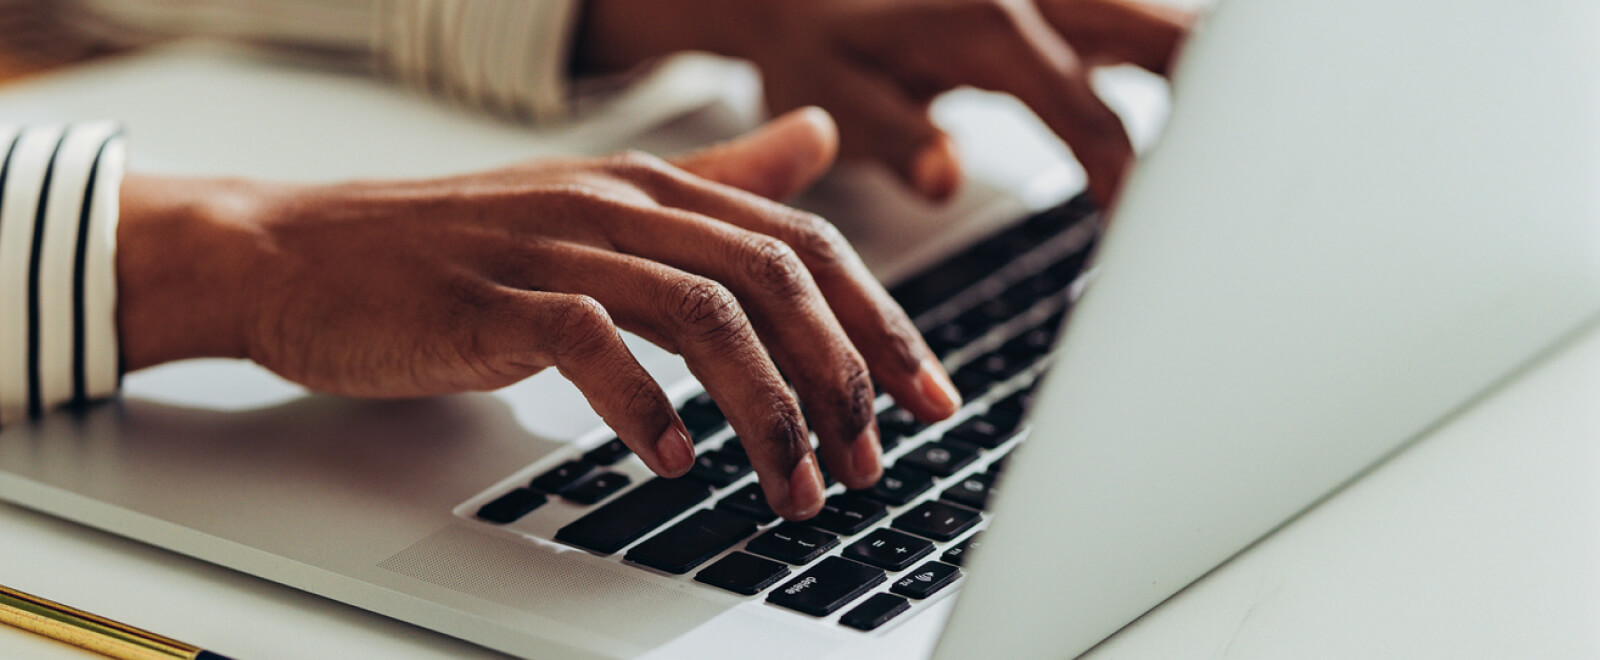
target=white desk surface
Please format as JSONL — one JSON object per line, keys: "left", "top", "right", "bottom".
{"left": 5, "top": 21, "right": 1600, "bottom": 659}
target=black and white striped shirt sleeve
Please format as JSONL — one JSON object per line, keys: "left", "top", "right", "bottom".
{"left": 0, "top": 122, "right": 125, "bottom": 425}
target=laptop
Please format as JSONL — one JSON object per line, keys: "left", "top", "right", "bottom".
{"left": 3, "top": 0, "right": 1599, "bottom": 658}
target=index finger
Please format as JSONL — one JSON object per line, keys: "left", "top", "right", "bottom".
{"left": 957, "top": 3, "right": 1137, "bottom": 205}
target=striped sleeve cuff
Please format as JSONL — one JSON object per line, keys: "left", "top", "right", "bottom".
{"left": 377, "top": 0, "right": 585, "bottom": 122}
{"left": 0, "top": 123, "right": 126, "bottom": 425}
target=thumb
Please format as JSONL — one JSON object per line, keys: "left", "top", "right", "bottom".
{"left": 672, "top": 107, "right": 840, "bottom": 201}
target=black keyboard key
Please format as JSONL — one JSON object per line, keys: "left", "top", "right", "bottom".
{"left": 842, "top": 528, "right": 935, "bottom": 571}
{"left": 583, "top": 438, "right": 632, "bottom": 466}
{"left": 973, "top": 295, "right": 1023, "bottom": 325}
{"left": 999, "top": 327, "right": 1057, "bottom": 362}
{"left": 1044, "top": 251, "right": 1089, "bottom": 286}
{"left": 555, "top": 478, "right": 713, "bottom": 555}
{"left": 839, "top": 593, "right": 910, "bottom": 631}
{"left": 890, "top": 561, "right": 962, "bottom": 599}
{"left": 695, "top": 552, "right": 791, "bottom": 596}
{"left": 687, "top": 449, "right": 753, "bottom": 487}
{"left": 626, "top": 509, "right": 758, "bottom": 574}
{"left": 925, "top": 322, "right": 973, "bottom": 358}
{"left": 716, "top": 438, "right": 750, "bottom": 465}
{"left": 950, "top": 306, "right": 1001, "bottom": 339}
{"left": 859, "top": 466, "right": 933, "bottom": 506}
{"left": 1023, "top": 194, "right": 1095, "bottom": 239}
{"left": 941, "top": 472, "right": 998, "bottom": 510}
{"left": 951, "top": 366, "right": 998, "bottom": 399}
{"left": 894, "top": 500, "right": 981, "bottom": 542}
{"left": 717, "top": 483, "right": 777, "bottom": 524}
{"left": 808, "top": 494, "right": 888, "bottom": 536}
{"left": 688, "top": 422, "right": 728, "bottom": 443}
{"left": 562, "top": 471, "right": 633, "bottom": 505}
{"left": 891, "top": 251, "right": 999, "bottom": 320}
{"left": 897, "top": 441, "right": 978, "bottom": 477}
{"left": 678, "top": 392, "right": 728, "bottom": 440}
{"left": 945, "top": 417, "right": 1014, "bottom": 450}
{"left": 942, "top": 533, "right": 983, "bottom": 566}
{"left": 984, "top": 451, "right": 1012, "bottom": 476}
{"left": 745, "top": 522, "right": 839, "bottom": 565}
{"left": 889, "top": 197, "right": 1091, "bottom": 321}
{"left": 971, "top": 351, "right": 1028, "bottom": 382}
{"left": 876, "top": 408, "right": 925, "bottom": 450}
{"left": 767, "top": 557, "right": 887, "bottom": 617}
{"left": 981, "top": 405, "right": 1025, "bottom": 438}
{"left": 972, "top": 228, "right": 1034, "bottom": 268}
{"left": 475, "top": 488, "right": 547, "bottom": 524}
{"left": 990, "top": 390, "right": 1034, "bottom": 420}
{"left": 999, "top": 274, "right": 1067, "bottom": 312}
{"left": 530, "top": 460, "right": 593, "bottom": 494}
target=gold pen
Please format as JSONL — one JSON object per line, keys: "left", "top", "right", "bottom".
{"left": 0, "top": 585, "right": 235, "bottom": 660}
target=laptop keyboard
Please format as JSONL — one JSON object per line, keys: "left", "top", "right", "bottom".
{"left": 466, "top": 193, "right": 1099, "bottom": 632}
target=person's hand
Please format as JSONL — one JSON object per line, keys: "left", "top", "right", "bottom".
{"left": 114, "top": 108, "right": 961, "bottom": 520}
{"left": 577, "top": 0, "right": 1194, "bottom": 205}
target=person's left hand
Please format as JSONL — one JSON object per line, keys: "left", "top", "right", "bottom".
{"left": 576, "top": 0, "right": 1195, "bottom": 205}
{"left": 118, "top": 109, "right": 959, "bottom": 520}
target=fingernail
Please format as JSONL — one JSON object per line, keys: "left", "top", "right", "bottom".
{"left": 795, "top": 106, "right": 836, "bottom": 133}
{"left": 912, "top": 142, "right": 961, "bottom": 201}
{"left": 654, "top": 425, "right": 694, "bottom": 476}
{"left": 848, "top": 427, "right": 884, "bottom": 487}
{"left": 787, "top": 454, "right": 827, "bottom": 519}
{"left": 916, "top": 358, "right": 963, "bottom": 418}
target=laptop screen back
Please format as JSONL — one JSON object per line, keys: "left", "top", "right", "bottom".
{"left": 937, "top": 0, "right": 1600, "bottom": 656}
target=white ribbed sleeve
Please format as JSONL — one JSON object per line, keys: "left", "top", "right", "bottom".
{"left": 0, "top": 123, "right": 125, "bottom": 425}
{"left": 8, "top": 0, "right": 588, "bottom": 123}
{"left": 376, "top": 0, "right": 585, "bottom": 121}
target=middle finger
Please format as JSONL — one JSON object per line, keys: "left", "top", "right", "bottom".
{"left": 489, "top": 239, "right": 830, "bottom": 520}
{"left": 597, "top": 201, "right": 886, "bottom": 490}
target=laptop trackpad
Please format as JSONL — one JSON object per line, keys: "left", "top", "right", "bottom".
{"left": 376, "top": 525, "right": 732, "bottom": 651}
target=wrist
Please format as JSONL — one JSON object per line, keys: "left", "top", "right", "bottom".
{"left": 116, "top": 174, "right": 274, "bottom": 372}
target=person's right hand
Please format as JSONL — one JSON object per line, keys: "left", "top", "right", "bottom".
{"left": 578, "top": 0, "right": 1194, "bottom": 205}
{"left": 114, "top": 108, "right": 962, "bottom": 521}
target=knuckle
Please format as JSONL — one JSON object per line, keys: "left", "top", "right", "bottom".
{"left": 786, "top": 213, "right": 849, "bottom": 269}
{"left": 602, "top": 150, "right": 689, "bottom": 199}
{"left": 442, "top": 274, "right": 499, "bottom": 315}
{"left": 539, "top": 183, "right": 656, "bottom": 229}
{"left": 548, "top": 295, "right": 616, "bottom": 357}
{"left": 610, "top": 149, "right": 667, "bottom": 170}
{"left": 741, "top": 236, "right": 811, "bottom": 299}
{"left": 666, "top": 278, "right": 749, "bottom": 346}
{"left": 450, "top": 278, "right": 512, "bottom": 353}
{"left": 541, "top": 183, "right": 612, "bottom": 208}
{"left": 839, "top": 358, "right": 876, "bottom": 429}
{"left": 766, "top": 407, "right": 812, "bottom": 466}
{"left": 606, "top": 150, "right": 675, "bottom": 182}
